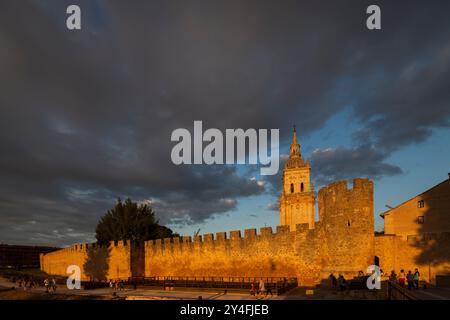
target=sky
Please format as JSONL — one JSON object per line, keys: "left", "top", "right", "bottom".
{"left": 0, "top": 0, "right": 449, "bottom": 246}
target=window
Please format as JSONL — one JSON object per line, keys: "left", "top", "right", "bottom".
{"left": 301, "top": 182, "right": 304, "bottom": 192}
{"left": 418, "top": 200, "right": 424, "bottom": 208}
{"left": 290, "top": 183, "right": 294, "bottom": 193}
{"left": 417, "top": 216, "right": 425, "bottom": 224}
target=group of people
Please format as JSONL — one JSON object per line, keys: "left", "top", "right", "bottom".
{"left": 109, "top": 279, "right": 125, "bottom": 291}
{"left": 328, "top": 273, "right": 348, "bottom": 291}
{"left": 389, "top": 268, "right": 421, "bottom": 290}
{"left": 13, "top": 277, "right": 37, "bottom": 290}
{"left": 12, "top": 276, "right": 57, "bottom": 293}
{"left": 250, "top": 279, "right": 273, "bottom": 298}
{"left": 328, "top": 268, "right": 422, "bottom": 291}
{"left": 44, "top": 278, "right": 57, "bottom": 293}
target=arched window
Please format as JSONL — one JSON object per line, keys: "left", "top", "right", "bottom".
{"left": 290, "top": 183, "right": 294, "bottom": 193}
{"left": 300, "top": 182, "right": 304, "bottom": 192}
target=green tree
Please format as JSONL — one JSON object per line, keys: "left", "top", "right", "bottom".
{"left": 95, "top": 198, "right": 177, "bottom": 246}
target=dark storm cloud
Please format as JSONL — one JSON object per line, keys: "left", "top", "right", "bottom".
{"left": 310, "top": 146, "right": 403, "bottom": 186}
{"left": 1, "top": 0, "right": 450, "bottom": 245}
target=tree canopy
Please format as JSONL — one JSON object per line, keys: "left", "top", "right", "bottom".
{"left": 95, "top": 198, "right": 176, "bottom": 246}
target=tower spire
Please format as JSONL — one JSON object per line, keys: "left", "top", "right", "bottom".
{"left": 289, "top": 125, "right": 300, "bottom": 158}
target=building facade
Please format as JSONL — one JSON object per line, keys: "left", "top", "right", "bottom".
{"left": 382, "top": 174, "right": 450, "bottom": 237}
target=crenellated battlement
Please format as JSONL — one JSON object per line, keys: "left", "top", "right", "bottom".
{"left": 318, "top": 178, "right": 373, "bottom": 198}
{"left": 41, "top": 178, "right": 387, "bottom": 285}
{"left": 317, "top": 178, "right": 375, "bottom": 275}
{"left": 318, "top": 178, "right": 373, "bottom": 224}
{"left": 144, "top": 223, "right": 320, "bottom": 256}
{"left": 39, "top": 174, "right": 450, "bottom": 285}
{"left": 40, "top": 239, "right": 141, "bottom": 281}
{"left": 84, "top": 240, "right": 138, "bottom": 250}
{"left": 44, "top": 239, "right": 146, "bottom": 256}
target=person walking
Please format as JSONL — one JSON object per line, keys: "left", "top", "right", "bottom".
{"left": 51, "top": 278, "right": 57, "bottom": 292}
{"left": 28, "top": 277, "right": 35, "bottom": 289}
{"left": 258, "top": 279, "right": 266, "bottom": 297}
{"left": 44, "top": 278, "right": 49, "bottom": 293}
{"left": 266, "top": 286, "right": 273, "bottom": 297}
{"left": 250, "top": 283, "right": 256, "bottom": 296}
{"left": 413, "top": 268, "right": 420, "bottom": 289}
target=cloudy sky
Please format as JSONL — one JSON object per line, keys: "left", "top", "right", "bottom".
{"left": 1, "top": 0, "right": 449, "bottom": 246}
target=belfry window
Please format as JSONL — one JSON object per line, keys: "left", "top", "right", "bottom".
{"left": 301, "top": 182, "right": 304, "bottom": 192}
{"left": 418, "top": 200, "right": 424, "bottom": 208}
{"left": 290, "top": 183, "right": 294, "bottom": 193}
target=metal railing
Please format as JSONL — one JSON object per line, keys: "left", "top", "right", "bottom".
{"left": 387, "top": 281, "right": 418, "bottom": 300}
{"left": 126, "top": 276, "right": 298, "bottom": 295}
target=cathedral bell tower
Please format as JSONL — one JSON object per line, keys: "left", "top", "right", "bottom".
{"left": 279, "top": 126, "right": 316, "bottom": 231}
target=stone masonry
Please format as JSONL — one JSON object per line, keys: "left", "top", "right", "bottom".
{"left": 40, "top": 128, "right": 450, "bottom": 285}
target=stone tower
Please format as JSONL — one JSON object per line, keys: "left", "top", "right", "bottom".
{"left": 279, "top": 126, "right": 316, "bottom": 231}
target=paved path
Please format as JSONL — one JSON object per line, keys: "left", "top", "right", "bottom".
{"left": 0, "top": 277, "right": 276, "bottom": 300}
{"left": 3, "top": 277, "right": 449, "bottom": 300}
{"left": 407, "top": 287, "right": 450, "bottom": 300}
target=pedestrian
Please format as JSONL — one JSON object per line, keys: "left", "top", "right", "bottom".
{"left": 389, "top": 270, "right": 397, "bottom": 282}
{"left": 337, "top": 274, "right": 347, "bottom": 291}
{"left": 44, "top": 278, "right": 49, "bottom": 293}
{"left": 250, "top": 283, "right": 256, "bottom": 296}
{"left": 259, "top": 279, "right": 266, "bottom": 297}
{"left": 398, "top": 269, "right": 406, "bottom": 287}
{"left": 266, "top": 286, "right": 273, "bottom": 297}
{"left": 109, "top": 279, "right": 114, "bottom": 290}
{"left": 329, "top": 273, "right": 337, "bottom": 289}
{"left": 413, "top": 268, "right": 420, "bottom": 289}
{"left": 28, "top": 278, "right": 34, "bottom": 289}
{"left": 51, "top": 278, "right": 57, "bottom": 292}
{"left": 407, "top": 271, "right": 414, "bottom": 290}
{"left": 120, "top": 280, "right": 124, "bottom": 291}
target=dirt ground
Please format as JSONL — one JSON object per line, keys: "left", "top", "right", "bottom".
{"left": 0, "top": 288, "right": 114, "bottom": 300}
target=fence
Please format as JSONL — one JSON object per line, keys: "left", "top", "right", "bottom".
{"left": 84, "top": 276, "right": 298, "bottom": 295}
{"left": 387, "top": 281, "right": 417, "bottom": 300}
{"left": 132, "top": 276, "right": 297, "bottom": 295}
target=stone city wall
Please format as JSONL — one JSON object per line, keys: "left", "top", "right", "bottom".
{"left": 375, "top": 232, "right": 450, "bottom": 284}
{"left": 40, "top": 240, "right": 143, "bottom": 281}
{"left": 41, "top": 178, "right": 450, "bottom": 286}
